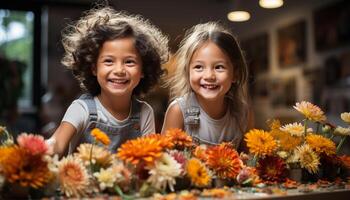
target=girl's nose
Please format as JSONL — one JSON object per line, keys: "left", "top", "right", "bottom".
{"left": 113, "top": 63, "right": 126, "bottom": 75}
{"left": 204, "top": 69, "right": 215, "bottom": 80}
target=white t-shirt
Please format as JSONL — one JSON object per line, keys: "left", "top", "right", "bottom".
{"left": 62, "top": 96, "right": 155, "bottom": 152}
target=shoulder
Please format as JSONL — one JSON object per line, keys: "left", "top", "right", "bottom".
{"left": 135, "top": 99, "right": 154, "bottom": 113}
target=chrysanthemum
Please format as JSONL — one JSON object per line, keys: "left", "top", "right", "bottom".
{"left": 17, "top": 133, "right": 48, "bottom": 155}
{"left": 294, "top": 144, "right": 320, "bottom": 174}
{"left": 94, "top": 167, "right": 118, "bottom": 191}
{"left": 58, "top": 156, "right": 90, "bottom": 197}
{"left": 245, "top": 129, "right": 277, "bottom": 157}
{"left": 236, "top": 167, "right": 261, "bottom": 186}
{"left": 339, "top": 155, "right": 350, "bottom": 169}
{"left": 147, "top": 153, "right": 182, "bottom": 191}
{"left": 333, "top": 126, "right": 350, "bottom": 136}
{"left": 117, "top": 136, "right": 163, "bottom": 166}
{"left": 0, "top": 146, "right": 52, "bottom": 188}
{"left": 75, "top": 143, "right": 113, "bottom": 168}
{"left": 164, "top": 128, "right": 193, "bottom": 149}
{"left": 186, "top": 158, "right": 211, "bottom": 187}
{"left": 280, "top": 122, "right": 305, "bottom": 137}
{"left": 340, "top": 112, "right": 350, "bottom": 124}
{"left": 306, "top": 134, "right": 336, "bottom": 156}
{"left": 256, "top": 156, "right": 287, "bottom": 183}
{"left": 205, "top": 143, "right": 242, "bottom": 179}
{"left": 293, "top": 101, "right": 326, "bottom": 122}
{"left": 145, "top": 133, "right": 174, "bottom": 150}
{"left": 193, "top": 144, "right": 208, "bottom": 162}
{"left": 169, "top": 150, "right": 187, "bottom": 174}
{"left": 269, "top": 121, "right": 303, "bottom": 152}
{"left": 91, "top": 128, "right": 111, "bottom": 146}
{"left": 111, "top": 161, "right": 131, "bottom": 188}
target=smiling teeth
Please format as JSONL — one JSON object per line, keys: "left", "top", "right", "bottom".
{"left": 202, "top": 85, "right": 217, "bottom": 89}
{"left": 110, "top": 79, "right": 127, "bottom": 84}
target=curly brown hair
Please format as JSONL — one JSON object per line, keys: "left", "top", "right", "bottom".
{"left": 61, "top": 7, "right": 169, "bottom": 96}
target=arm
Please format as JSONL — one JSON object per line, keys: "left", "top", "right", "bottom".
{"left": 161, "top": 101, "right": 184, "bottom": 134}
{"left": 140, "top": 103, "right": 156, "bottom": 135}
{"left": 48, "top": 122, "right": 77, "bottom": 157}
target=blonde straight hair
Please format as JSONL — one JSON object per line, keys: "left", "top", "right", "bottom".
{"left": 166, "top": 22, "right": 250, "bottom": 132}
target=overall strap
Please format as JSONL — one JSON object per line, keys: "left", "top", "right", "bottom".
{"left": 184, "top": 92, "right": 200, "bottom": 126}
{"left": 79, "top": 93, "right": 98, "bottom": 122}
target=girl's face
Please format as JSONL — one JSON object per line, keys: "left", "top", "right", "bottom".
{"left": 93, "top": 37, "right": 143, "bottom": 98}
{"left": 189, "top": 41, "right": 234, "bottom": 102}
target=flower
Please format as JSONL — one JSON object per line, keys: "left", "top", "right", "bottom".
{"left": 186, "top": 158, "right": 211, "bottom": 187}
{"left": 0, "top": 146, "right": 52, "bottom": 188}
{"left": 75, "top": 143, "right": 113, "bottom": 168}
{"left": 117, "top": 136, "right": 163, "bottom": 166}
{"left": 294, "top": 144, "right": 320, "bottom": 174}
{"left": 341, "top": 112, "right": 350, "bottom": 124}
{"left": 169, "top": 150, "right": 187, "bottom": 174}
{"left": 269, "top": 120, "right": 302, "bottom": 152}
{"left": 333, "top": 126, "right": 350, "bottom": 136}
{"left": 147, "top": 153, "right": 182, "bottom": 191}
{"left": 293, "top": 101, "right": 326, "bottom": 122}
{"left": 236, "top": 167, "right": 261, "bottom": 186}
{"left": 111, "top": 161, "right": 131, "bottom": 190}
{"left": 202, "top": 188, "right": 232, "bottom": 198}
{"left": 280, "top": 122, "right": 305, "bottom": 137}
{"left": 306, "top": 134, "right": 336, "bottom": 156}
{"left": 91, "top": 128, "right": 110, "bottom": 146}
{"left": 205, "top": 143, "right": 242, "bottom": 179}
{"left": 145, "top": 133, "right": 174, "bottom": 150}
{"left": 339, "top": 155, "right": 350, "bottom": 169}
{"left": 193, "top": 145, "right": 208, "bottom": 162}
{"left": 58, "top": 156, "right": 90, "bottom": 197}
{"left": 256, "top": 156, "right": 288, "bottom": 183}
{"left": 94, "top": 167, "right": 118, "bottom": 191}
{"left": 164, "top": 128, "right": 193, "bottom": 149}
{"left": 17, "top": 133, "right": 48, "bottom": 155}
{"left": 245, "top": 129, "right": 277, "bottom": 157}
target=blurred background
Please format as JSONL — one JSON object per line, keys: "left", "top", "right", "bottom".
{"left": 0, "top": 0, "right": 349, "bottom": 146}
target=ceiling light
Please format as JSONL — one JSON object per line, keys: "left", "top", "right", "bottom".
{"left": 227, "top": 11, "right": 250, "bottom": 22}
{"left": 259, "top": 0, "right": 283, "bottom": 9}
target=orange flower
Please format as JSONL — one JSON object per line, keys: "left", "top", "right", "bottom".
{"left": 293, "top": 101, "right": 326, "bottom": 122}
{"left": 0, "top": 146, "right": 52, "bottom": 188}
{"left": 205, "top": 143, "right": 242, "bottom": 179}
{"left": 245, "top": 129, "right": 277, "bottom": 157}
{"left": 306, "top": 134, "right": 336, "bottom": 156}
{"left": 117, "top": 137, "right": 163, "bottom": 166}
{"left": 145, "top": 133, "right": 174, "bottom": 149}
{"left": 193, "top": 145, "right": 208, "bottom": 162}
{"left": 339, "top": 155, "right": 350, "bottom": 169}
{"left": 164, "top": 128, "right": 193, "bottom": 149}
{"left": 269, "top": 120, "right": 302, "bottom": 152}
{"left": 17, "top": 133, "right": 48, "bottom": 155}
{"left": 91, "top": 128, "right": 110, "bottom": 146}
{"left": 186, "top": 158, "right": 211, "bottom": 187}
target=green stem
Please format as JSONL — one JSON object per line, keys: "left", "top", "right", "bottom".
{"left": 336, "top": 136, "right": 347, "bottom": 154}
{"left": 89, "top": 142, "right": 95, "bottom": 174}
{"left": 316, "top": 122, "right": 320, "bottom": 134}
{"left": 330, "top": 135, "right": 335, "bottom": 140}
{"left": 115, "top": 185, "right": 135, "bottom": 200}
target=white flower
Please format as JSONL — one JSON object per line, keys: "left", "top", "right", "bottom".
{"left": 147, "top": 153, "right": 182, "bottom": 191}
{"left": 280, "top": 122, "right": 305, "bottom": 137}
{"left": 341, "top": 112, "right": 350, "bottom": 124}
{"left": 334, "top": 126, "right": 350, "bottom": 136}
{"left": 94, "top": 167, "right": 118, "bottom": 191}
{"left": 277, "top": 151, "right": 288, "bottom": 159}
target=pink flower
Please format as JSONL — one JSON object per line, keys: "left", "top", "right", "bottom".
{"left": 170, "top": 150, "right": 187, "bottom": 174}
{"left": 17, "top": 133, "right": 48, "bottom": 155}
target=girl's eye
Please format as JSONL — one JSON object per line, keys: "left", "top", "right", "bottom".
{"left": 125, "top": 59, "right": 136, "bottom": 66}
{"left": 193, "top": 65, "right": 203, "bottom": 71}
{"left": 103, "top": 59, "right": 113, "bottom": 65}
{"left": 215, "top": 65, "right": 226, "bottom": 71}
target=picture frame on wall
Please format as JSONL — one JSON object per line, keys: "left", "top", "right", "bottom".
{"left": 313, "top": 0, "right": 350, "bottom": 52}
{"left": 277, "top": 20, "right": 307, "bottom": 68}
{"left": 241, "top": 33, "right": 269, "bottom": 77}
{"left": 269, "top": 76, "right": 297, "bottom": 108}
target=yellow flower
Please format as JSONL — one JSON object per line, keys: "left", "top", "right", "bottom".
{"left": 294, "top": 144, "right": 320, "bottom": 174}
{"left": 245, "top": 129, "right": 277, "bottom": 157}
{"left": 117, "top": 137, "right": 163, "bottom": 166}
{"left": 145, "top": 133, "right": 174, "bottom": 150}
{"left": 164, "top": 128, "right": 193, "bottom": 149}
{"left": 341, "top": 112, "right": 350, "bottom": 124}
{"left": 91, "top": 128, "right": 110, "bottom": 145}
{"left": 186, "top": 158, "right": 211, "bottom": 187}
{"left": 269, "top": 121, "right": 302, "bottom": 152}
{"left": 58, "top": 155, "right": 90, "bottom": 197}
{"left": 0, "top": 146, "right": 52, "bottom": 189}
{"left": 306, "top": 134, "right": 336, "bottom": 156}
{"left": 293, "top": 101, "right": 326, "bottom": 122}
{"left": 205, "top": 143, "right": 242, "bottom": 179}
{"left": 280, "top": 122, "right": 305, "bottom": 137}
{"left": 75, "top": 143, "right": 113, "bottom": 168}
{"left": 93, "top": 167, "right": 118, "bottom": 190}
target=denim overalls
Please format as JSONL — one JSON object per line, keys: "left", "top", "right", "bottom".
{"left": 78, "top": 94, "right": 142, "bottom": 153}
{"left": 179, "top": 92, "right": 241, "bottom": 148}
